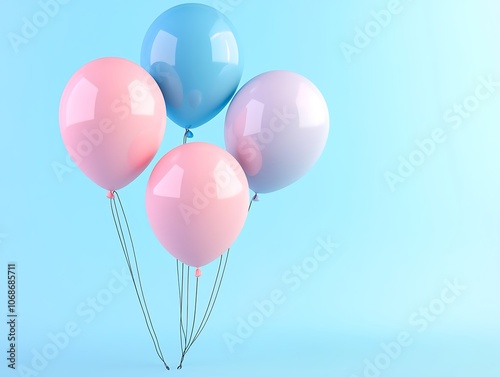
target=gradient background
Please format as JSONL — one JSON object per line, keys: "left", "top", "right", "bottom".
{"left": 1, "top": 0, "right": 500, "bottom": 376}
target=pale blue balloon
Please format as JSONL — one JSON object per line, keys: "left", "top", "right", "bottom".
{"left": 141, "top": 3, "right": 243, "bottom": 129}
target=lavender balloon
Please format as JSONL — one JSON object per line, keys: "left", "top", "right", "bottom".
{"left": 224, "top": 70, "right": 329, "bottom": 193}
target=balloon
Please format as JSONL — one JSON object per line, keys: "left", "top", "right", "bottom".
{"left": 146, "top": 142, "right": 249, "bottom": 267}
{"left": 224, "top": 70, "right": 329, "bottom": 193}
{"left": 59, "top": 57, "right": 167, "bottom": 191}
{"left": 141, "top": 3, "right": 243, "bottom": 129}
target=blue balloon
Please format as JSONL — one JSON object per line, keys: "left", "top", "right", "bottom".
{"left": 141, "top": 3, "right": 243, "bottom": 129}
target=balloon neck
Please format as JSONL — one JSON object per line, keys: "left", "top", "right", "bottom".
{"left": 195, "top": 268, "right": 202, "bottom": 278}
{"left": 106, "top": 191, "right": 115, "bottom": 199}
{"left": 183, "top": 129, "right": 194, "bottom": 144}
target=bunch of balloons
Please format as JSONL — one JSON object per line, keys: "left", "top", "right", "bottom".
{"left": 58, "top": 3, "right": 329, "bottom": 370}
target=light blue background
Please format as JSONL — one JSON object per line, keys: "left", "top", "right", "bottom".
{"left": 1, "top": 0, "right": 500, "bottom": 376}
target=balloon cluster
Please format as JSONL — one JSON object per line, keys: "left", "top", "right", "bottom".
{"left": 58, "top": 2, "right": 329, "bottom": 369}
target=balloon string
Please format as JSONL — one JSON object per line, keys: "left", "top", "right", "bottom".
{"left": 176, "top": 192, "right": 259, "bottom": 368}
{"left": 249, "top": 193, "right": 259, "bottom": 211}
{"left": 185, "top": 266, "right": 190, "bottom": 348}
{"left": 187, "top": 276, "right": 200, "bottom": 347}
{"left": 109, "top": 191, "right": 170, "bottom": 370}
{"left": 176, "top": 254, "right": 226, "bottom": 369}
{"left": 183, "top": 252, "right": 229, "bottom": 355}
{"left": 188, "top": 193, "right": 258, "bottom": 345}
{"left": 177, "top": 261, "right": 186, "bottom": 353}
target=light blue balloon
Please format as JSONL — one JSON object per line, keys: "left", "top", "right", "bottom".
{"left": 141, "top": 3, "right": 243, "bottom": 129}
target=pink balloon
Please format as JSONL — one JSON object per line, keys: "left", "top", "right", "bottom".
{"left": 59, "top": 57, "right": 167, "bottom": 191}
{"left": 146, "top": 142, "right": 249, "bottom": 268}
{"left": 225, "top": 70, "right": 329, "bottom": 193}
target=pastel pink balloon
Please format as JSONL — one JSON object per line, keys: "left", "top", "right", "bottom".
{"left": 146, "top": 142, "right": 249, "bottom": 268}
{"left": 59, "top": 57, "right": 167, "bottom": 191}
{"left": 225, "top": 70, "right": 329, "bottom": 193}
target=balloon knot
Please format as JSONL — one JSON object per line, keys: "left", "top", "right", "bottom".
{"left": 106, "top": 191, "right": 115, "bottom": 199}
{"left": 252, "top": 193, "right": 259, "bottom": 202}
{"left": 195, "top": 268, "right": 202, "bottom": 277}
{"left": 187, "top": 130, "right": 194, "bottom": 138}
